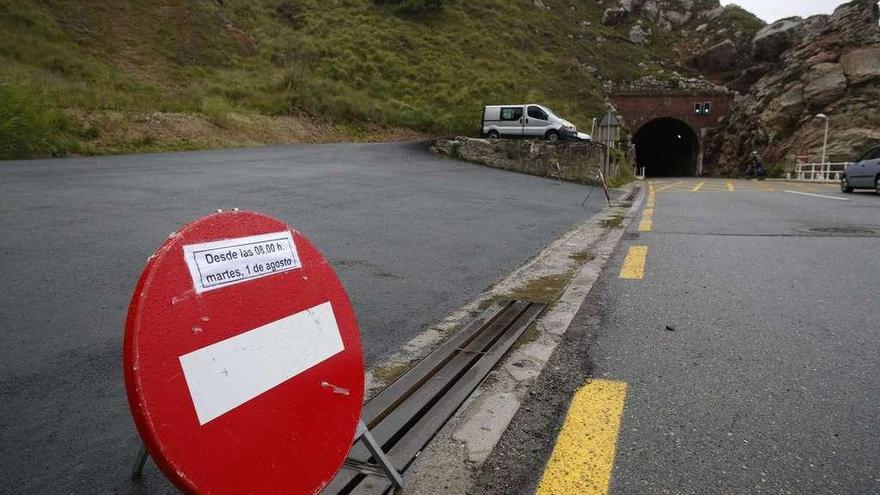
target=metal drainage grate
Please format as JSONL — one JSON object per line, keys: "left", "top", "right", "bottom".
{"left": 624, "top": 186, "right": 641, "bottom": 202}
{"left": 322, "top": 300, "right": 547, "bottom": 495}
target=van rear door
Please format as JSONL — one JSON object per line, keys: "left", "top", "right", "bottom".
{"left": 498, "top": 106, "right": 524, "bottom": 136}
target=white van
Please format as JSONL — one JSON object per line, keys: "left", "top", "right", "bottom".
{"left": 482, "top": 104, "right": 577, "bottom": 141}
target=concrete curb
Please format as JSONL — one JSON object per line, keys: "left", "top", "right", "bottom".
{"left": 390, "top": 183, "right": 645, "bottom": 494}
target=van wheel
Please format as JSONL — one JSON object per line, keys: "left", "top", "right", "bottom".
{"left": 841, "top": 176, "right": 854, "bottom": 193}
{"left": 545, "top": 130, "right": 560, "bottom": 142}
{"left": 487, "top": 130, "right": 499, "bottom": 139}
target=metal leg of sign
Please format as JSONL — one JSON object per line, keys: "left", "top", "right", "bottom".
{"left": 581, "top": 173, "right": 602, "bottom": 207}
{"left": 132, "top": 444, "right": 149, "bottom": 480}
{"left": 356, "top": 420, "right": 404, "bottom": 488}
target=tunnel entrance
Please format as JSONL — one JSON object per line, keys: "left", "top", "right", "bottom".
{"left": 633, "top": 118, "right": 699, "bottom": 177}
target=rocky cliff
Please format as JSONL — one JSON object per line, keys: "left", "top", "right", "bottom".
{"left": 600, "top": 0, "right": 764, "bottom": 78}
{"left": 708, "top": 0, "right": 880, "bottom": 173}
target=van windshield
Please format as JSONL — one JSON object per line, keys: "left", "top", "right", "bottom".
{"left": 540, "top": 106, "right": 557, "bottom": 118}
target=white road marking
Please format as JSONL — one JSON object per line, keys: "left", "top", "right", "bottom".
{"left": 179, "top": 301, "right": 344, "bottom": 425}
{"left": 784, "top": 190, "right": 849, "bottom": 201}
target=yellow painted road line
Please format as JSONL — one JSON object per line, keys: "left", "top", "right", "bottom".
{"left": 638, "top": 219, "right": 652, "bottom": 232}
{"left": 536, "top": 380, "right": 628, "bottom": 495}
{"left": 655, "top": 180, "right": 683, "bottom": 192}
{"left": 619, "top": 246, "right": 648, "bottom": 279}
{"left": 691, "top": 180, "right": 707, "bottom": 191}
{"left": 642, "top": 208, "right": 653, "bottom": 218}
{"left": 726, "top": 180, "right": 734, "bottom": 191}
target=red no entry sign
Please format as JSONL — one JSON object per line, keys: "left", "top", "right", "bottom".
{"left": 124, "top": 211, "right": 364, "bottom": 494}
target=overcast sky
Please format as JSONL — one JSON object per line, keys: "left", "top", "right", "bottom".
{"left": 722, "top": 0, "right": 842, "bottom": 23}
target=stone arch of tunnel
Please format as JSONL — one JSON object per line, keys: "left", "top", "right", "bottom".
{"left": 633, "top": 117, "right": 700, "bottom": 177}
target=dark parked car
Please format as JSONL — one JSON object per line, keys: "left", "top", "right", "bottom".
{"left": 841, "top": 145, "right": 880, "bottom": 193}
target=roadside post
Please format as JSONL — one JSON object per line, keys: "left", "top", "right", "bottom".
{"left": 598, "top": 111, "right": 621, "bottom": 178}
{"left": 123, "top": 210, "right": 401, "bottom": 494}
{"left": 580, "top": 111, "right": 620, "bottom": 207}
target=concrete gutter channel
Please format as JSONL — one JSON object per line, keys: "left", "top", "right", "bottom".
{"left": 350, "top": 182, "right": 644, "bottom": 494}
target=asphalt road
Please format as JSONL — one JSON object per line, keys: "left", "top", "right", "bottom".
{"left": 477, "top": 179, "right": 880, "bottom": 494}
{"left": 0, "top": 142, "right": 605, "bottom": 493}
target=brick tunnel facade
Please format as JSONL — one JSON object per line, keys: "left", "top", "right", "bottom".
{"left": 612, "top": 92, "right": 734, "bottom": 177}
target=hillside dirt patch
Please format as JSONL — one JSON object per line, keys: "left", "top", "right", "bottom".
{"left": 65, "top": 110, "right": 429, "bottom": 155}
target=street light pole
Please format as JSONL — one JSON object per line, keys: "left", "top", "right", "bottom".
{"left": 816, "top": 113, "right": 829, "bottom": 165}
{"left": 815, "top": 113, "right": 830, "bottom": 180}
{"left": 821, "top": 119, "right": 829, "bottom": 165}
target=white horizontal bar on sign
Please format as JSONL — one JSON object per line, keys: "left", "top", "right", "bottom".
{"left": 179, "top": 301, "right": 344, "bottom": 425}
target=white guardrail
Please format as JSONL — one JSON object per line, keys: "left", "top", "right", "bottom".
{"left": 788, "top": 162, "right": 851, "bottom": 182}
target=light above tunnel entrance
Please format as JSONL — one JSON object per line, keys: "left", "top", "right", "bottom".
{"left": 633, "top": 118, "right": 699, "bottom": 177}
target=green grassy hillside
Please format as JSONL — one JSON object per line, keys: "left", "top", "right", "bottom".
{"left": 0, "top": 0, "right": 758, "bottom": 158}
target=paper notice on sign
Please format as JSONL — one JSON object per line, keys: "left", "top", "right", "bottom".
{"left": 183, "top": 231, "right": 301, "bottom": 293}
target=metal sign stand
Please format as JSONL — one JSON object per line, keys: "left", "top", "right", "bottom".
{"left": 598, "top": 170, "right": 612, "bottom": 207}
{"left": 132, "top": 419, "right": 403, "bottom": 488}
{"left": 347, "top": 420, "right": 405, "bottom": 488}
{"left": 580, "top": 173, "right": 600, "bottom": 207}
{"left": 131, "top": 444, "right": 149, "bottom": 480}
{"left": 552, "top": 161, "right": 563, "bottom": 184}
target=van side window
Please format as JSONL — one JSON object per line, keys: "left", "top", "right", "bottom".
{"left": 500, "top": 107, "right": 523, "bottom": 121}
{"left": 528, "top": 106, "right": 548, "bottom": 120}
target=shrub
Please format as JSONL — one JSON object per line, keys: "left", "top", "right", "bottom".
{"left": 374, "top": 0, "right": 444, "bottom": 14}
{"left": 767, "top": 163, "right": 784, "bottom": 179}
{"left": 200, "top": 95, "right": 238, "bottom": 129}
{"left": 0, "top": 82, "right": 69, "bottom": 159}
{"left": 275, "top": 1, "right": 306, "bottom": 29}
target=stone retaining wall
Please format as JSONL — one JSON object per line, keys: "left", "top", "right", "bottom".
{"left": 432, "top": 138, "right": 614, "bottom": 185}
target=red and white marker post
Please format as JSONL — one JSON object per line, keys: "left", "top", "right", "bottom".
{"left": 123, "top": 210, "right": 394, "bottom": 494}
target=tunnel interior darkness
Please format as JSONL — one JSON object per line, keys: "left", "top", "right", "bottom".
{"left": 633, "top": 118, "right": 699, "bottom": 177}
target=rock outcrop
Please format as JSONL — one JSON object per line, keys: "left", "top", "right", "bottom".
{"left": 602, "top": 8, "right": 628, "bottom": 26}
{"left": 709, "top": 0, "right": 880, "bottom": 173}
{"left": 751, "top": 18, "right": 805, "bottom": 62}
{"left": 803, "top": 63, "right": 848, "bottom": 107}
{"left": 840, "top": 47, "right": 880, "bottom": 84}
{"left": 688, "top": 39, "right": 738, "bottom": 72}
{"left": 629, "top": 23, "right": 651, "bottom": 44}
{"left": 602, "top": 0, "right": 764, "bottom": 76}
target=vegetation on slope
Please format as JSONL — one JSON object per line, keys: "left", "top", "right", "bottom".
{"left": 0, "top": 0, "right": 739, "bottom": 158}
